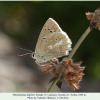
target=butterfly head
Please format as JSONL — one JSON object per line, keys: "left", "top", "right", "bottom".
{"left": 32, "top": 52, "right": 48, "bottom": 64}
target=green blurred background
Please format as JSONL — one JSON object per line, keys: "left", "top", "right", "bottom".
{"left": 0, "top": 1, "right": 100, "bottom": 92}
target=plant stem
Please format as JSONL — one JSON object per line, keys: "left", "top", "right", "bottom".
{"left": 48, "top": 26, "right": 92, "bottom": 92}
{"left": 68, "top": 27, "right": 91, "bottom": 59}
{"left": 48, "top": 73, "right": 62, "bottom": 92}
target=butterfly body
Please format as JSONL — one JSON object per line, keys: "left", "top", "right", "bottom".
{"left": 33, "top": 18, "right": 72, "bottom": 64}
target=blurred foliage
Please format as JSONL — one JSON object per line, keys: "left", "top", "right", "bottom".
{"left": 0, "top": 1, "right": 100, "bottom": 80}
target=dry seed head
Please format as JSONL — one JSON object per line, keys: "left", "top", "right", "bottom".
{"left": 86, "top": 12, "right": 93, "bottom": 20}
{"left": 86, "top": 7, "right": 100, "bottom": 30}
{"left": 62, "top": 59, "right": 85, "bottom": 91}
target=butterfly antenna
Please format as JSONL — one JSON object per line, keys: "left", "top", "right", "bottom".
{"left": 17, "top": 47, "right": 34, "bottom": 57}
{"left": 17, "top": 47, "right": 33, "bottom": 52}
{"left": 18, "top": 53, "right": 32, "bottom": 56}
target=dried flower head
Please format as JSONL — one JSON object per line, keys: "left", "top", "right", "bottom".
{"left": 86, "top": 7, "right": 100, "bottom": 30}
{"left": 39, "top": 63, "right": 54, "bottom": 74}
{"left": 86, "top": 12, "right": 93, "bottom": 20}
{"left": 39, "top": 58, "right": 85, "bottom": 91}
{"left": 39, "top": 58, "right": 60, "bottom": 74}
{"left": 62, "top": 59, "right": 85, "bottom": 91}
{"left": 50, "top": 68, "right": 57, "bottom": 76}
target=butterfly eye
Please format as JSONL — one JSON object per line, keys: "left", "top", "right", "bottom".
{"left": 31, "top": 52, "right": 35, "bottom": 58}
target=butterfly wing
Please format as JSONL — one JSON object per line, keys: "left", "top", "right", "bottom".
{"left": 35, "top": 18, "right": 62, "bottom": 55}
{"left": 38, "top": 31, "right": 71, "bottom": 63}
{"left": 34, "top": 18, "right": 72, "bottom": 63}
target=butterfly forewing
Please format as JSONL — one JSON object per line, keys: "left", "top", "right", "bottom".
{"left": 34, "top": 18, "right": 72, "bottom": 63}
{"left": 35, "top": 18, "right": 62, "bottom": 54}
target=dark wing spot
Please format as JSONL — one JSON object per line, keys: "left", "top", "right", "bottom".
{"left": 45, "top": 28, "right": 46, "bottom": 30}
{"left": 43, "top": 37, "right": 48, "bottom": 42}
{"left": 46, "top": 40, "right": 48, "bottom": 42}
{"left": 43, "top": 37, "right": 46, "bottom": 39}
{"left": 48, "top": 28, "right": 50, "bottom": 30}
{"left": 43, "top": 58, "right": 46, "bottom": 61}
{"left": 50, "top": 30, "right": 52, "bottom": 33}
{"left": 55, "top": 38, "right": 58, "bottom": 41}
{"left": 47, "top": 28, "right": 52, "bottom": 33}
{"left": 41, "top": 56, "right": 43, "bottom": 58}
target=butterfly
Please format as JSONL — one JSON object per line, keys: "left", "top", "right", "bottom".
{"left": 32, "top": 18, "right": 72, "bottom": 65}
